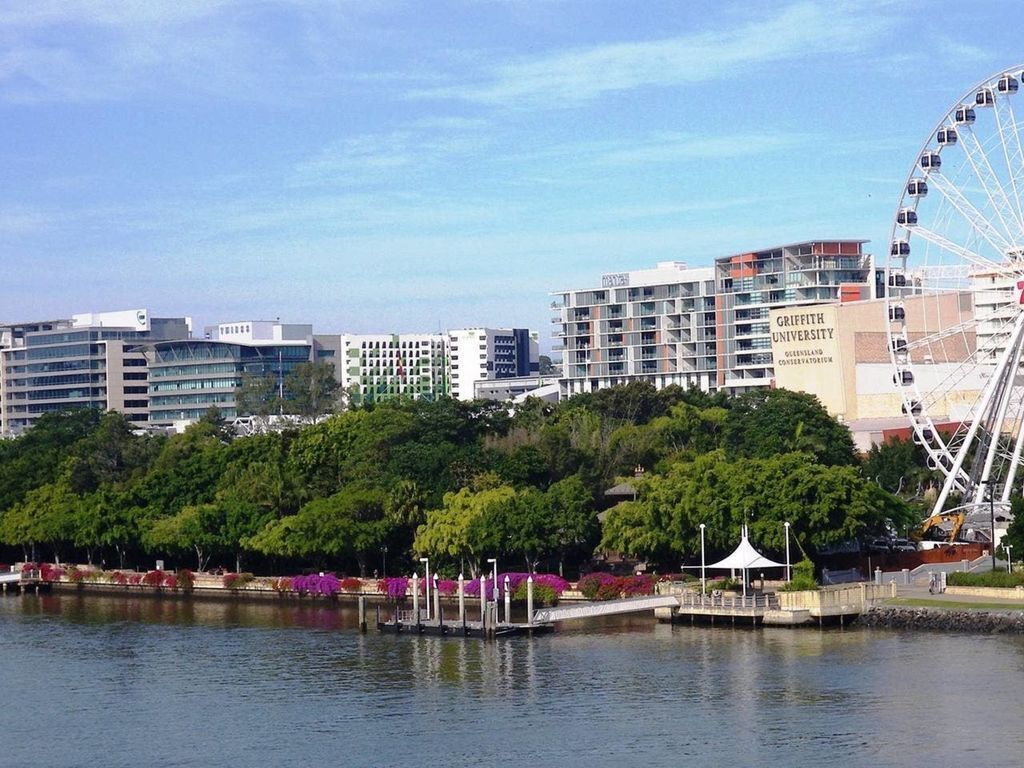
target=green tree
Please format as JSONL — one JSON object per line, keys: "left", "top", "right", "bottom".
{"left": 546, "top": 475, "right": 598, "bottom": 575}
{"left": 145, "top": 504, "right": 225, "bottom": 571}
{"left": 283, "top": 361, "right": 342, "bottom": 419}
{"left": 236, "top": 372, "right": 280, "bottom": 418}
{"left": 722, "top": 389, "right": 858, "bottom": 467}
{"left": 0, "top": 481, "right": 80, "bottom": 563}
{"left": 414, "top": 485, "right": 517, "bottom": 575}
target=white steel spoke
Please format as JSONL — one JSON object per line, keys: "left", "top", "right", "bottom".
{"left": 920, "top": 311, "right": 1015, "bottom": 413}
{"left": 974, "top": 328, "right": 1024, "bottom": 502}
{"left": 927, "top": 172, "right": 1016, "bottom": 255}
{"left": 1002, "top": 388, "right": 1024, "bottom": 502}
{"left": 960, "top": 124, "right": 1024, "bottom": 245}
{"left": 904, "top": 307, "right": 1013, "bottom": 354}
{"left": 993, "top": 96, "right": 1024, "bottom": 228}
{"left": 910, "top": 224, "right": 1012, "bottom": 277}
{"left": 935, "top": 313, "right": 1024, "bottom": 513}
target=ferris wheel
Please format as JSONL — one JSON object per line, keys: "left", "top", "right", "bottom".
{"left": 886, "top": 66, "right": 1024, "bottom": 524}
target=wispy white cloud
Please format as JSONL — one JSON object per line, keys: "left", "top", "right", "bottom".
{"left": 596, "top": 131, "right": 811, "bottom": 166}
{"left": 292, "top": 118, "right": 493, "bottom": 188}
{"left": 0, "top": 207, "right": 52, "bottom": 236}
{"left": 0, "top": 1, "right": 383, "bottom": 103}
{"left": 413, "top": 2, "right": 895, "bottom": 107}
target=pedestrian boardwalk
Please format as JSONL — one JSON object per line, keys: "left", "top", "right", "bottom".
{"left": 532, "top": 595, "right": 680, "bottom": 624}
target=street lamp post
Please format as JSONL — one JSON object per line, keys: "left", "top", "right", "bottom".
{"left": 699, "top": 524, "right": 706, "bottom": 596}
{"left": 487, "top": 558, "right": 498, "bottom": 615}
{"left": 1005, "top": 543, "right": 1014, "bottom": 574}
{"left": 784, "top": 522, "right": 792, "bottom": 582}
{"left": 978, "top": 479, "right": 997, "bottom": 572}
{"left": 419, "top": 557, "right": 430, "bottom": 620}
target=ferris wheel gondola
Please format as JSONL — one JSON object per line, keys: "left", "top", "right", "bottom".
{"left": 886, "top": 66, "right": 1024, "bottom": 527}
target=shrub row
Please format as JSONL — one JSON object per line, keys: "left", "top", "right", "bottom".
{"left": 947, "top": 570, "right": 1024, "bottom": 588}
{"left": 576, "top": 573, "right": 655, "bottom": 600}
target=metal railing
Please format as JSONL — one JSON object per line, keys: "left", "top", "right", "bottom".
{"left": 677, "top": 592, "right": 777, "bottom": 611}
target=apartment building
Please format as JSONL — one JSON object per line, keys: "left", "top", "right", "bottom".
{"left": 713, "top": 240, "right": 874, "bottom": 392}
{"left": 0, "top": 309, "right": 191, "bottom": 434}
{"left": 320, "top": 328, "right": 541, "bottom": 405}
{"left": 552, "top": 261, "right": 719, "bottom": 398}
{"left": 328, "top": 333, "right": 450, "bottom": 405}
{"left": 552, "top": 242, "right": 875, "bottom": 398}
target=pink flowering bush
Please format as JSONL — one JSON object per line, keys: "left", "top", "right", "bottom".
{"left": 436, "top": 579, "right": 458, "bottom": 597}
{"left": 223, "top": 572, "right": 254, "bottom": 590}
{"left": 128, "top": 573, "right": 143, "bottom": 585}
{"left": 142, "top": 569, "right": 164, "bottom": 587}
{"left": 577, "top": 573, "right": 654, "bottom": 600}
{"left": 110, "top": 571, "right": 128, "bottom": 586}
{"left": 340, "top": 577, "right": 362, "bottom": 593}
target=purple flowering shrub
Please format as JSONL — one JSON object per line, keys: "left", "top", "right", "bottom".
{"left": 436, "top": 579, "right": 458, "bottom": 597}
{"left": 377, "top": 577, "right": 409, "bottom": 600}
{"left": 293, "top": 573, "right": 340, "bottom": 596}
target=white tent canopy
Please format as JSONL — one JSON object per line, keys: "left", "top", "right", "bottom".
{"left": 706, "top": 525, "right": 786, "bottom": 570}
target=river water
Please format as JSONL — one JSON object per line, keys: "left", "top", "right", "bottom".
{"left": 1, "top": 592, "right": 1021, "bottom": 767}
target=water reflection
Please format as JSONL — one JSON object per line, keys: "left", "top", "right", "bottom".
{"left": 3, "top": 593, "right": 1024, "bottom": 768}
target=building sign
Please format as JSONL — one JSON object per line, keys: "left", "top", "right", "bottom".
{"left": 601, "top": 272, "right": 630, "bottom": 288}
{"left": 769, "top": 306, "right": 846, "bottom": 417}
{"left": 771, "top": 310, "right": 836, "bottom": 366}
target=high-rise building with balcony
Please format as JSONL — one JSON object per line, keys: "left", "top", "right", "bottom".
{"left": 552, "top": 242, "right": 875, "bottom": 398}
{"left": 552, "top": 261, "right": 719, "bottom": 398}
{"left": 713, "top": 240, "right": 873, "bottom": 392}
{"left": 448, "top": 328, "right": 539, "bottom": 401}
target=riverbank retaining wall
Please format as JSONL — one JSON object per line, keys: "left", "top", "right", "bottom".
{"left": 857, "top": 606, "right": 1024, "bottom": 633}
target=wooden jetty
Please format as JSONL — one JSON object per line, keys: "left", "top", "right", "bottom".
{"left": 375, "top": 604, "right": 552, "bottom": 638}
{"left": 371, "top": 573, "right": 553, "bottom": 639}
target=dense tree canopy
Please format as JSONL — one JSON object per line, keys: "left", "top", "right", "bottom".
{"left": 0, "top": 385, "right": 923, "bottom": 576}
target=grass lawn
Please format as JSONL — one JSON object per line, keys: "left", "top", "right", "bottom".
{"left": 887, "top": 597, "right": 1024, "bottom": 611}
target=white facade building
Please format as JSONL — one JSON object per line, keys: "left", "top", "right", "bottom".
{"left": 448, "top": 328, "right": 540, "bottom": 401}
{"left": 552, "top": 262, "right": 718, "bottom": 398}
{"left": 320, "top": 328, "right": 540, "bottom": 404}
{"left": 328, "top": 333, "right": 450, "bottom": 404}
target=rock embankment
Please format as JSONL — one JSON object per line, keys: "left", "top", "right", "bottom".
{"left": 857, "top": 606, "right": 1024, "bottom": 634}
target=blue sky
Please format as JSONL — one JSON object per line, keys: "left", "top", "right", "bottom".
{"left": 1, "top": 1, "right": 1021, "bottom": 349}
